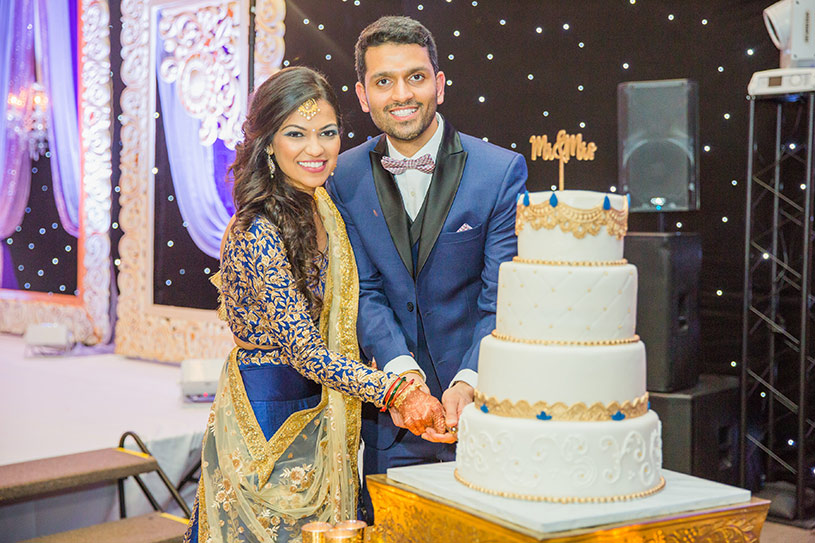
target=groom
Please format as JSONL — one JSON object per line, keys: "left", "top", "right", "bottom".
{"left": 328, "top": 16, "right": 527, "bottom": 521}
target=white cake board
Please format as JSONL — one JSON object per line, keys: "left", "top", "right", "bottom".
{"left": 385, "top": 462, "right": 751, "bottom": 534}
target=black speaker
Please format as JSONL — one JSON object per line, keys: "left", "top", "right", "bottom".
{"left": 624, "top": 232, "right": 701, "bottom": 392}
{"left": 618, "top": 79, "right": 700, "bottom": 212}
{"left": 649, "top": 374, "right": 740, "bottom": 486}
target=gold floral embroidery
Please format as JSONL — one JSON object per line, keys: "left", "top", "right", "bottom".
{"left": 280, "top": 463, "right": 315, "bottom": 493}
{"left": 227, "top": 349, "right": 326, "bottom": 486}
{"left": 218, "top": 210, "right": 394, "bottom": 406}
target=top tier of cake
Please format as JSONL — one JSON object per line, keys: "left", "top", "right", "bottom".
{"left": 516, "top": 190, "right": 628, "bottom": 262}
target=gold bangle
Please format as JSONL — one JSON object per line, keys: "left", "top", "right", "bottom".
{"left": 491, "top": 330, "right": 640, "bottom": 346}
{"left": 391, "top": 381, "right": 422, "bottom": 410}
{"left": 398, "top": 369, "right": 424, "bottom": 380}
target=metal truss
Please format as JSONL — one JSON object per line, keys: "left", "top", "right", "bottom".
{"left": 741, "top": 92, "right": 815, "bottom": 521}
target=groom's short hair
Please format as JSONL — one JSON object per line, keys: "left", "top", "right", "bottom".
{"left": 355, "top": 16, "right": 439, "bottom": 83}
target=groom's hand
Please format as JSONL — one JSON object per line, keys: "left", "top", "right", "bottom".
{"left": 422, "top": 381, "right": 474, "bottom": 443}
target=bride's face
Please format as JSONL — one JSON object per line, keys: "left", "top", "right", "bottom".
{"left": 269, "top": 99, "right": 341, "bottom": 194}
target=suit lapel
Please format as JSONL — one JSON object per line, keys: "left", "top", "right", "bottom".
{"left": 416, "top": 119, "right": 467, "bottom": 275}
{"left": 369, "top": 135, "right": 413, "bottom": 277}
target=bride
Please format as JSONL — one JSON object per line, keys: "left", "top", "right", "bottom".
{"left": 184, "top": 66, "right": 445, "bottom": 543}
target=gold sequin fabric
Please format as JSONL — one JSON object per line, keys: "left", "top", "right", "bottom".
{"left": 219, "top": 214, "right": 391, "bottom": 407}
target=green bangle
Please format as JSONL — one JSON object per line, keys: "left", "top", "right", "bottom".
{"left": 387, "top": 377, "right": 407, "bottom": 409}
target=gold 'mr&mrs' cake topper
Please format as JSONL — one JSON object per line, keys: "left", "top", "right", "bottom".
{"left": 529, "top": 129, "right": 597, "bottom": 191}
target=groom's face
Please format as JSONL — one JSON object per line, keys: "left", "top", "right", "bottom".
{"left": 355, "top": 43, "right": 445, "bottom": 144}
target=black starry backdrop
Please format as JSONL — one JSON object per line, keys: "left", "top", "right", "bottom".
{"left": 4, "top": 1, "right": 779, "bottom": 374}
{"left": 277, "top": 0, "right": 778, "bottom": 376}
{"left": 4, "top": 154, "right": 78, "bottom": 295}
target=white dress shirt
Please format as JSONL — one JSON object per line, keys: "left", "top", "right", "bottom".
{"left": 382, "top": 114, "right": 478, "bottom": 391}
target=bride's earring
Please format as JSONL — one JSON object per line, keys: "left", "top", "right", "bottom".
{"left": 265, "top": 144, "right": 276, "bottom": 177}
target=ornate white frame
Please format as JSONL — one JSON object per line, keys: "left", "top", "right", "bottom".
{"left": 116, "top": 0, "right": 285, "bottom": 361}
{"left": 0, "top": 0, "right": 113, "bottom": 345}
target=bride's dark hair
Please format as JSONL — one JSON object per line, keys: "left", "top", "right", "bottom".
{"left": 230, "top": 67, "right": 341, "bottom": 320}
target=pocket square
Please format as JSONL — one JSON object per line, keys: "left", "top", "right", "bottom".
{"left": 456, "top": 223, "right": 473, "bottom": 232}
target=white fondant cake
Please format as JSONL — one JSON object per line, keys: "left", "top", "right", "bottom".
{"left": 455, "top": 190, "right": 664, "bottom": 502}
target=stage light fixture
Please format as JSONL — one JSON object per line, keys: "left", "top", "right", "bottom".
{"left": 23, "top": 322, "right": 73, "bottom": 356}
{"left": 180, "top": 358, "right": 223, "bottom": 402}
{"left": 749, "top": 0, "right": 815, "bottom": 95}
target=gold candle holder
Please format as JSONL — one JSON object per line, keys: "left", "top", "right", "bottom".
{"left": 301, "top": 521, "right": 333, "bottom": 543}
{"left": 335, "top": 519, "right": 366, "bottom": 542}
{"left": 326, "top": 528, "right": 360, "bottom": 543}
{"left": 335, "top": 519, "right": 367, "bottom": 531}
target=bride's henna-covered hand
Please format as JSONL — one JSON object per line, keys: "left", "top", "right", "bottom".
{"left": 390, "top": 386, "right": 446, "bottom": 436}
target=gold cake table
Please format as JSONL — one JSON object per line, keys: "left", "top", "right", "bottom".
{"left": 364, "top": 469, "right": 770, "bottom": 542}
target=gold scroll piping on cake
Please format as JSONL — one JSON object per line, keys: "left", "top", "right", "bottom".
{"left": 454, "top": 470, "right": 665, "bottom": 503}
{"left": 515, "top": 198, "right": 628, "bottom": 239}
{"left": 491, "top": 330, "right": 640, "bottom": 346}
{"left": 512, "top": 256, "right": 628, "bottom": 267}
{"left": 474, "top": 390, "right": 649, "bottom": 421}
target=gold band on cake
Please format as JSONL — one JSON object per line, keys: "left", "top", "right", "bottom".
{"left": 474, "top": 390, "right": 649, "bottom": 421}
{"left": 491, "top": 330, "right": 640, "bottom": 346}
{"left": 516, "top": 198, "right": 628, "bottom": 239}
{"left": 512, "top": 256, "right": 628, "bottom": 266}
{"left": 454, "top": 469, "right": 665, "bottom": 503}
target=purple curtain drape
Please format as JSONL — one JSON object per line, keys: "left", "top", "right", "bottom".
{"left": 156, "top": 30, "right": 234, "bottom": 259}
{"left": 39, "top": 0, "right": 80, "bottom": 238}
{"left": 1, "top": 0, "right": 79, "bottom": 243}
{"left": 0, "top": 0, "right": 35, "bottom": 240}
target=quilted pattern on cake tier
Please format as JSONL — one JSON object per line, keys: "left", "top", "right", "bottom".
{"left": 495, "top": 262, "right": 637, "bottom": 341}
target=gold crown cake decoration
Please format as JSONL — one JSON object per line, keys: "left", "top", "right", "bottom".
{"left": 475, "top": 389, "right": 648, "bottom": 422}
{"left": 515, "top": 190, "right": 629, "bottom": 239}
{"left": 474, "top": 390, "right": 649, "bottom": 422}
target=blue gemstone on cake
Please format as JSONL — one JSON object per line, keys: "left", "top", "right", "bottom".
{"left": 536, "top": 411, "right": 552, "bottom": 420}
{"left": 480, "top": 404, "right": 489, "bottom": 413}
{"left": 603, "top": 195, "right": 611, "bottom": 210}
{"left": 522, "top": 190, "right": 530, "bottom": 206}
{"left": 549, "top": 192, "right": 558, "bottom": 207}
{"left": 611, "top": 410, "right": 626, "bottom": 421}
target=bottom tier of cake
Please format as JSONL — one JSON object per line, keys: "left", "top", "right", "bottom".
{"left": 455, "top": 404, "right": 664, "bottom": 502}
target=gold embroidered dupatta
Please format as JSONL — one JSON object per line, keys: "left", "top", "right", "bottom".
{"left": 196, "top": 187, "right": 361, "bottom": 542}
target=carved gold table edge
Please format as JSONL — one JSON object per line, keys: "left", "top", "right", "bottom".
{"left": 365, "top": 474, "right": 770, "bottom": 543}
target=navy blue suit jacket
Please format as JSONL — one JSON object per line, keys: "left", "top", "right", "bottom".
{"left": 327, "top": 118, "right": 527, "bottom": 449}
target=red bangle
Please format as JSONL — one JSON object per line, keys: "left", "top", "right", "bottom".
{"left": 388, "top": 378, "right": 414, "bottom": 409}
{"left": 381, "top": 377, "right": 403, "bottom": 412}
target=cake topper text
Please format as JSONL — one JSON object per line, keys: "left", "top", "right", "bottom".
{"left": 529, "top": 130, "right": 597, "bottom": 191}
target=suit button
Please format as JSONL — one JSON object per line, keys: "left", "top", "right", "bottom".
{"left": 407, "top": 302, "right": 415, "bottom": 312}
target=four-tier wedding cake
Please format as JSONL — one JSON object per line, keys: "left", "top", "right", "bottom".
{"left": 455, "top": 190, "right": 665, "bottom": 502}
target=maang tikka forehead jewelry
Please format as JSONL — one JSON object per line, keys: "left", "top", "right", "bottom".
{"left": 297, "top": 98, "right": 320, "bottom": 120}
